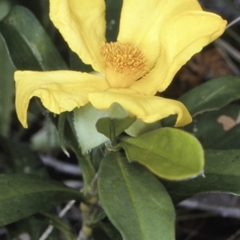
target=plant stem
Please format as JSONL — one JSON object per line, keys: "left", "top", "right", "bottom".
{"left": 77, "top": 174, "right": 99, "bottom": 240}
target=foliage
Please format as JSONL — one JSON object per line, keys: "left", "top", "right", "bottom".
{"left": 0, "top": 0, "right": 240, "bottom": 239}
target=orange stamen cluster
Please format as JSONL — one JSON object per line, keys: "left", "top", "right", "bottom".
{"left": 100, "top": 42, "right": 148, "bottom": 87}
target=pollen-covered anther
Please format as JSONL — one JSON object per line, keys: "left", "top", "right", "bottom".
{"left": 100, "top": 42, "right": 148, "bottom": 88}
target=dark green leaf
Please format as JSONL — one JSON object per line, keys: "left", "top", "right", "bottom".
{"left": 163, "top": 149, "right": 240, "bottom": 203}
{"left": 92, "top": 221, "right": 122, "bottom": 240}
{"left": 184, "top": 104, "right": 240, "bottom": 149}
{"left": 119, "top": 127, "right": 204, "bottom": 180}
{"left": 0, "top": 5, "right": 67, "bottom": 70}
{"left": 0, "top": 174, "right": 85, "bottom": 226}
{"left": 179, "top": 76, "right": 240, "bottom": 116}
{"left": 69, "top": 50, "right": 93, "bottom": 72}
{"left": 91, "top": 145, "right": 106, "bottom": 171}
{"left": 0, "top": 35, "right": 15, "bottom": 136}
{"left": 98, "top": 152, "right": 175, "bottom": 240}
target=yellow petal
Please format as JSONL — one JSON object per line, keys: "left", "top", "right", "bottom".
{"left": 15, "top": 71, "right": 109, "bottom": 128}
{"left": 88, "top": 89, "right": 192, "bottom": 126}
{"left": 132, "top": 12, "right": 227, "bottom": 95}
{"left": 118, "top": 0, "right": 202, "bottom": 69}
{"left": 49, "top": 0, "right": 106, "bottom": 72}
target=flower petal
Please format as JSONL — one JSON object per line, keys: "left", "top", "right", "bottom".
{"left": 88, "top": 89, "right": 192, "bottom": 126}
{"left": 15, "top": 71, "right": 109, "bottom": 128}
{"left": 118, "top": 0, "right": 202, "bottom": 68}
{"left": 131, "top": 12, "right": 227, "bottom": 95}
{"left": 49, "top": 0, "right": 106, "bottom": 72}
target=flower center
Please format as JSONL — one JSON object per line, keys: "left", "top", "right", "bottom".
{"left": 100, "top": 42, "right": 148, "bottom": 88}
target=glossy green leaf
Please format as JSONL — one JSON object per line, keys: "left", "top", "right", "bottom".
{"left": 0, "top": 174, "right": 85, "bottom": 226}
{"left": 96, "top": 103, "right": 136, "bottom": 141}
{"left": 0, "top": 5, "right": 67, "bottom": 70}
{"left": 98, "top": 152, "right": 175, "bottom": 240}
{"left": 179, "top": 76, "right": 240, "bottom": 116}
{"left": 16, "top": 0, "right": 50, "bottom": 28}
{"left": 119, "top": 127, "right": 204, "bottom": 180}
{"left": 184, "top": 104, "right": 240, "bottom": 149}
{"left": 162, "top": 149, "right": 240, "bottom": 203}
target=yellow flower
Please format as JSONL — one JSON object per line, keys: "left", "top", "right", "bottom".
{"left": 15, "top": 0, "right": 227, "bottom": 128}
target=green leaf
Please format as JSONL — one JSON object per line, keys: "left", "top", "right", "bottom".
{"left": 0, "top": 0, "right": 12, "bottom": 20}
{"left": 58, "top": 112, "right": 96, "bottom": 195}
{"left": 0, "top": 174, "right": 86, "bottom": 226}
{"left": 0, "top": 35, "right": 15, "bottom": 137}
{"left": 0, "top": 5, "right": 67, "bottom": 70}
{"left": 74, "top": 103, "right": 134, "bottom": 153}
{"left": 92, "top": 221, "right": 122, "bottom": 240}
{"left": 91, "top": 145, "right": 106, "bottom": 171}
{"left": 98, "top": 152, "right": 175, "bottom": 240}
{"left": 69, "top": 50, "right": 93, "bottom": 72}
{"left": 119, "top": 127, "right": 204, "bottom": 180}
{"left": 184, "top": 104, "right": 240, "bottom": 149}
{"left": 96, "top": 103, "right": 136, "bottom": 141}
{"left": 162, "top": 149, "right": 240, "bottom": 203}
{"left": 215, "top": 124, "right": 240, "bottom": 149}
{"left": 73, "top": 103, "right": 110, "bottom": 153}
{"left": 57, "top": 113, "right": 70, "bottom": 157}
{"left": 125, "top": 118, "right": 162, "bottom": 137}
{"left": 179, "top": 76, "right": 240, "bottom": 116}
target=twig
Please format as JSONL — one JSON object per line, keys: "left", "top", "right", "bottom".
{"left": 0, "top": 228, "right": 7, "bottom": 237}
{"left": 183, "top": 219, "right": 206, "bottom": 240}
{"left": 40, "top": 155, "right": 81, "bottom": 176}
{"left": 63, "top": 180, "right": 82, "bottom": 189}
{"left": 215, "top": 38, "right": 240, "bottom": 62}
{"left": 39, "top": 200, "right": 76, "bottom": 240}
{"left": 227, "top": 229, "right": 240, "bottom": 240}
{"left": 179, "top": 198, "right": 240, "bottom": 219}
{"left": 39, "top": 225, "right": 54, "bottom": 240}
{"left": 59, "top": 200, "right": 76, "bottom": 218}
{"left": 226, "top": 16, "right": 240, "bottom": 29}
